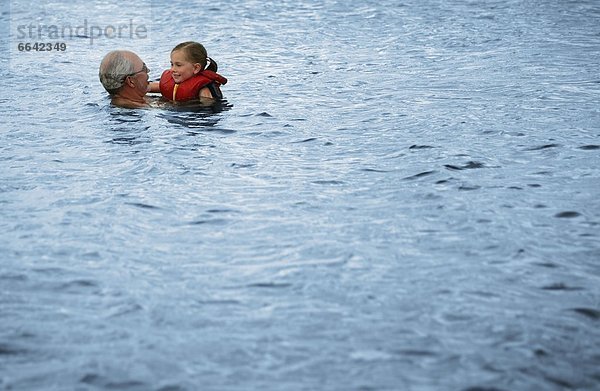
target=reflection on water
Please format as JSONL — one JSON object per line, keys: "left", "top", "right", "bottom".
{"left": 155, "top": 98, "right": 232, "bottom": 130}
{"left": 1, "top": 0, "right": 599, "bottom": 390}
{"left": 103, "top": 97, "right": 233, "bottom": 143}
{"left": 104, "top": 110, "right": 148, "bottom": 145}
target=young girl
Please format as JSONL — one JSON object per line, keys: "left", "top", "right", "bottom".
{"left": 149, "top": 41, "right": 227, "bottom": 102}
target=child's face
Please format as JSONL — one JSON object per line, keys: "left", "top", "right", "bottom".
{"left": 170, "top": 49, "right": 201, "bottom": 84}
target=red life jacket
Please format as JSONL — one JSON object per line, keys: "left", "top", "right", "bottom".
{"left": 159, "top": 69, "right": 227, "bottom": 101}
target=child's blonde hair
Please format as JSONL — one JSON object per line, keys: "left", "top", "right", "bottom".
{"left": 172, "top": 41, "right": 218, "bottom": 72}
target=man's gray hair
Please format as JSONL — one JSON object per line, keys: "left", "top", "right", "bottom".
{"left": 99, "top": 51, "right": 135, "bottom": 95}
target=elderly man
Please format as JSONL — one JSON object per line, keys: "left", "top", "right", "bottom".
{"left": 99, "top": 50, "right": 150, "bottom": 108}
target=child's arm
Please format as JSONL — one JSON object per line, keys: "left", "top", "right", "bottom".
{"left": 198, "top": 83, "right": 222, "bottom": 100}
{"left": 147, "top": 81, "right": 160, "bottom": 93}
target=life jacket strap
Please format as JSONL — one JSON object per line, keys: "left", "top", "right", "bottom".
{"left": 173, "top": 83, "right": 179, "bottom": 101}
{"left": 206, "top": 82, "right": 222, "bottom": 100}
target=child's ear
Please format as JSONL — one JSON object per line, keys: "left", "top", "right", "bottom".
{"left": 193, "top": 63, "right": 202, "bottom": 74}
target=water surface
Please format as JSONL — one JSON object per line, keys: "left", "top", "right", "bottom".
{"left": 1, "top": 1, "right": 599, "bottom": 390}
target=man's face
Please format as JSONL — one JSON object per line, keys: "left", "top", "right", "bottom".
{"left": 124, "top": 53, "right": 149, "bottom": 96}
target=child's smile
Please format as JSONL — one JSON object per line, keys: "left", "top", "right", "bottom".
{"left": 170, "top": 49, "right": 201, "bottom": 84}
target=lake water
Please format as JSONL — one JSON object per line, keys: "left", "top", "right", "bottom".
{"left": 1, "top": 0, "right": 599, "bottom": 390}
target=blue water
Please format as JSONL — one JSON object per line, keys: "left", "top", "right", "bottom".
{"left": 1, "top": 1, "right": 600, "bottom": 390}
